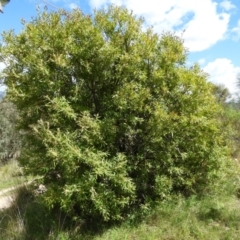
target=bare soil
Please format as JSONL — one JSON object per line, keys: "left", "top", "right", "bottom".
{"left": 0, "top": 186, "right": 16, "bottom": 210}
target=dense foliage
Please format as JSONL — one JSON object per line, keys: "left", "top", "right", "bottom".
{"left": 211, "top": 84, "right": 240, "bottom": 159}
{"left": 220, "top": 101, "right": 240, "bottom": 159}
{"left": 0, "top": 6, "right": 227, "bottom": 221}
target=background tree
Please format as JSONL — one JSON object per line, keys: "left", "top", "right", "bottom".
{"left": 0, "top": 97, "right": 21, "bottom": 163}
{"left": 212, "top": 84, "right": 231, "bottom": 104}
{"left": 210, "top": 78, "right": 240, "bottom": 160}
{"left": 222, "top": 74, "right": 240, "bottom": 159}
{"left": 0, "top": 6, "right": 227, "bottom": 221}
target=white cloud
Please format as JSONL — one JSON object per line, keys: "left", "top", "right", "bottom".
{"left": 0, "top": 62, "right": 6, "bottom": 91}
{"left": 0, "top": 62, "right": 5, "bottom": 72}
{"left": 41, "top": 0, "right": 80, "bottom": 10}
{"left": 220, "top": 0, "right": 236, "bottom": 11}
{"left": 69, "top": 3, "right": 78, "bottom": 9}
{"left": 231, "top": 20, "right": 240, "bottom": 41}
{"left": 0, "top": 86, "right": 6, "bottom": 92}
{"left": 90, "top": 0, "right": 107, "bottom": 8}
{"left": 198, "top": 58, "right": 206, "bottom": 65}
{"left": 89, "top": 0, "right": 232, "bottom": 52}
{"left": 203, "top": 58, "right": 240, "bottom": 95}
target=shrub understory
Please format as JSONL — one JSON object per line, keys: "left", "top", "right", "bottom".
{"left": 0, "top": 159, "right": 240, "bottom": 240}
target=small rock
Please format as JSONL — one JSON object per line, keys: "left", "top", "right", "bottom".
{"left": 34, "top": 184, "right": 47, "bottom": 195}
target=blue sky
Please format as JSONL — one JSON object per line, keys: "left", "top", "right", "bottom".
{"left": 1, "top": 0, "right": 240, "bottom": 96}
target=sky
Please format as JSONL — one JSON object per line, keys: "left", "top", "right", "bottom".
{"left": 1, "top": 0, "right": 240, "bottom": 96}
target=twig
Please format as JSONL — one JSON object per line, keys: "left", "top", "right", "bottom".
{"left": 41, "top": 0, "right": 60, "bottom": 10}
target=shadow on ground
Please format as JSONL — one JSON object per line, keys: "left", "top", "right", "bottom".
{"left": 0, "top": 184, "right": 125, "bottom": 240}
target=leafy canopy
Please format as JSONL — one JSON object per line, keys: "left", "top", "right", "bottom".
{"left": 0, "top": 6, "right": 227, "bottom": 221}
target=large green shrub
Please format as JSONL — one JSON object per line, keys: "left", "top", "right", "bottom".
{"left": 0, "top": 6, "right": 226, "bottom": 221}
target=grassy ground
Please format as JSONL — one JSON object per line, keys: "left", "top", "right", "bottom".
{"left": 1, "top": 160, "right": 240, "bottom": 240}
{"left": 0, "top": 160, "right": 29, "bottom": 191}
{"left": 93, "top": 196, "right": 240, "bottom": 240}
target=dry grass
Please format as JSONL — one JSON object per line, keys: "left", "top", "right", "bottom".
{"left": 1, "top": 160, "right": 240, "bottom": 240}
{"left": 0, "top": 160, "right": 27, "bottom": 191}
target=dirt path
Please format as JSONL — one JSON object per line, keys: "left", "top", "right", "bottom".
{"left": 0, "top": 186, "right": 16, "bottom": 210}
{"left": 0, "top": 186, "right": 18, "bottom": 196}
{"left": 0, "top": 195, "right": 14, "bottom": 209}
{"left": 0, "top": 182, "right": 33, "bottom": 210}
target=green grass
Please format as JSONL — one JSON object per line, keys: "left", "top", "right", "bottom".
{"left": 92, "top": 195, "right": 240, "bottom": 240}
{"left": 0, "top": 160, "right": 30, "bottom": 191}
{"left": 1, "top": 160, "right": 240, "bottom": 240}
{"left": 8, "top": 195, "right": 239, "bottom": 240}
{"left": 1, "top": 189, "right": 240, "bottom": 240}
